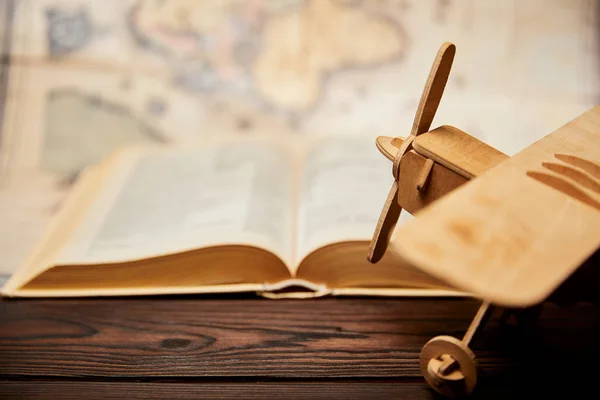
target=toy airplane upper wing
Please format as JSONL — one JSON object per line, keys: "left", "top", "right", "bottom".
{"left": 388, "top": 106, "right": 600, "bottom": 308}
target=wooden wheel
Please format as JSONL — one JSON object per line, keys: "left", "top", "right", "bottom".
{"left": 420, "top": 335, "right": 478, "bottom": 398}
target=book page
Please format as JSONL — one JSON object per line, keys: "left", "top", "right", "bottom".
{"left": 54, "top": 139, "right": 296, "bottom": 267}
{"left": 294, "top": 136, "right": 414, "bottom": 269}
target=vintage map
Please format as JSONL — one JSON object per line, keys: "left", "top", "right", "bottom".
{"left": 0, "top": 0, "right": 598, "bottom": 278}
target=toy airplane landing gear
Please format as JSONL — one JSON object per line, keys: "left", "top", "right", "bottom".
{"left": 421, "top": 336, "right": 476, "bottom": 397}
{"left": 420, "top": 302, "right": 493, "bottom": 397}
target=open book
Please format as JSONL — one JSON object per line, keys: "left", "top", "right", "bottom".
{"left": 2, "top": 135, "right": 464, "bottom": 298}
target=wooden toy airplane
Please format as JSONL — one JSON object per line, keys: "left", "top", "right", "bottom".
{"left": 367, "top": 42, "right": 600, "bottom": 397}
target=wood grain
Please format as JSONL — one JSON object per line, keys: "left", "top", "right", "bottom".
{"left": 1, "top": 297, "right": 599, "bottom": 382}
{"left": 0, "top": 297, "right": 477, "bottom": 379}
{"left": 0, "top": 380, "right": 530, "bottom": 400}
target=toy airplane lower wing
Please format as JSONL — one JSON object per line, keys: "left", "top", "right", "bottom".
{"left": 388, "top": 105, "right": 600, "bottom": 308}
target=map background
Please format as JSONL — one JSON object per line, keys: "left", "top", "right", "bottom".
{"left": 0, "top": 0, "right": 598, "bottom": 279}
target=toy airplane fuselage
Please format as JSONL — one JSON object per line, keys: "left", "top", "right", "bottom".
{"left": 375, "top": 125, "right": 507, "bottom": 214}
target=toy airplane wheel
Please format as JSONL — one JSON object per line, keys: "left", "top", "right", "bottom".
{"left": 420, "top": 335, "right": 478, "bottom": 398}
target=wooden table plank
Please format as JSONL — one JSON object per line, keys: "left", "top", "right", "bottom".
{"left": 0, "top": 380, "right": 523, "bottom": 400}
{"left": 0, "top": 297, "right": 471, "bottom": 378}
{"left": 1, "top": 297, "right": 598, "bottom": 382}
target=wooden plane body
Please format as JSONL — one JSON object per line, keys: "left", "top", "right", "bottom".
{"left": 367, "top": 42, "right": 600, "bottom": 398}
{"left": 376, "top": 125, "right": 508, "bottom": 214}
{"left": 374, "top": 109, "right": 600, "bottom": 398}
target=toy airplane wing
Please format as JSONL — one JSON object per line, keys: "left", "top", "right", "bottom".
{"left": 388, "top": 105, "right": 600, "bottom": 308}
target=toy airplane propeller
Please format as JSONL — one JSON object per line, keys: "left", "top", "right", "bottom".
{"left": 368, "top": 42, "right": 600, "bottom": 397}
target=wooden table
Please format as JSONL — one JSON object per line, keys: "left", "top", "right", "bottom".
{"left": 1, "top": 295, "right": 598, "bottom": 399}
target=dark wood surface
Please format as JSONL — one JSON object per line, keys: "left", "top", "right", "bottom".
{"left": 1, "top": 295, "right": 599, "bottom": 399}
